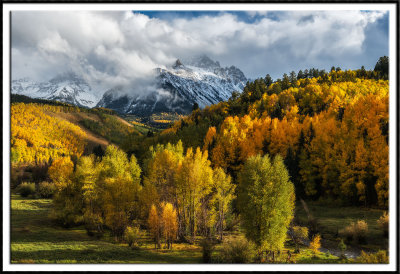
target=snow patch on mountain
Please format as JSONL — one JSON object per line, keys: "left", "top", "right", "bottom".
{"left": 11, "top": 72, "right": 98, "bottom": 108}
{"left": 97, "top": 56, "right": 248, "bottom": 116}
{"left": 12, "top": 56, "right": 248, "bottom": 115}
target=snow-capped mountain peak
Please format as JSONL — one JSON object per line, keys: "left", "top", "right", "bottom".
{"left": 12, "top": 72, "right": 98, "bottom": 108}
{"left": 96, "top": 56, "right": 248, "bottom": 116}
{"left": 13, "top": 56, "right": 248, "bottom": 115}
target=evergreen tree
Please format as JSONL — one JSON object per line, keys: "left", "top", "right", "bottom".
{"left": 374, "top": 56, "right": 389, "bottom": 79}
{"left": 264, "top": 74, "right": 273, "bottom": 87}
{"left": 93, "top": 145, "right": 105, "bottom": 158}
{"left": 147, "top": 130, "right": 154, "bottom": 137}
{"left": 289, "top": 71, "right": 297, "bottom": 87}
{"left": 297, "top": 70, "right": 304, "bottom": 80}
{"left": 282, "top": 73, "right": 291, "bottom": 90}
{"left": 192, "top": 102, "right": 199, "bottom": 111}
{"left": 360, "top": 66, "right": 367, "bottom": 78}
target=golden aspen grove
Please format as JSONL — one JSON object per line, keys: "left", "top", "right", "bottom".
{"left": 11, "top": 59, "right": 390, "bottom": 264}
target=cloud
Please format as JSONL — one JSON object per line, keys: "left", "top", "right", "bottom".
{"left": 11, "top": 10, "right": 388, "bottom": 96}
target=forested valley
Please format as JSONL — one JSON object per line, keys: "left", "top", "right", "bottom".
{"left": 10, "top": 57, "right": 389, "bottom": 264}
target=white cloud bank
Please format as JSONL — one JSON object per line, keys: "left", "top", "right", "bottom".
{"left": 11, "top": 10, "right": 387, "bottom": 96}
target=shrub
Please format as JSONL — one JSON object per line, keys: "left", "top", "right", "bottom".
{"left": 357, "top": 250, "right": 388, "bottom": 263}
{"left": 124, "top": 226, "right": 141, "bottom": 249}
{"left": 290, "top": 225, "right": 309, "bottom": 253}
{"left": 218, "top": 237, "right": 256, "bottom": 263}
{"left": 83, "top": 212, "right": 104, "bottom": 239}
{"left": 18, "top": 182, "right": 36, "bottom": 197}
{"left": 37, "top": 181, "right": 56, "bottom": 198}
{"left": 309, "top": 234, "right": 321, "bottom": 256}
{"left": 50, "top": 209, "right": 83, "bottom": 228}
{"left": 339, "top": 220, "right": 368, "bottom": 244}
{"left": 377, "top": 212, "right": 388, "bottom": 238}
{"left": 200, "top": 238, "right": 215, "bottom": 263}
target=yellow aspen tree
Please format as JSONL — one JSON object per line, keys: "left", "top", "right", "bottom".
{"left": 161, "top": 202, "right": 178, "bottom": 249}
{"left": 48, "top": 157, "right": 82, "bottom": 226}
{"left": 98, "top": 146, "right": 142, "bottom": 240}
{"left": 210, "top": 167, "right": 235, "bottom": 241}
{"left": 148, "top": 204, "right": 161, "bottom": 249}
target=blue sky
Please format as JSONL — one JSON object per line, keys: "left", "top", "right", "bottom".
{"left": 136, "top": 11, "right": 269, "bottom": 24}
{"left": 12, "top": 10, "right": 389, "bottom": 92}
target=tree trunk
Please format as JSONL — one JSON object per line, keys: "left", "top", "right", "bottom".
{"left": 219, "top": 207, "right": 224, "bottom": 241}
{"left": 287, "top": 250, "right": 292, "bottom": 263}
{"left": 178, "top": 203, "right": 186, "bottom": 241}
{"left": 190, "top": 197, "right": 196, "bottom": 243}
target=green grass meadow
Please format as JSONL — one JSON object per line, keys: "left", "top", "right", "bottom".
{"left": 10, "top": 195, "right": 387, "bottom": 264}
{"left": 11, "top": 195, "right": 202, "bottom": 264}
{"left": 294, "top": 201, "right": 388, "bottom": 252}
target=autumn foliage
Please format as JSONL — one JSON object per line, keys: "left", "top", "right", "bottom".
{"left": 10, "top": 59, "right": 389, "bottom": 258}
{"left": 148, "top": 205, "right": 161, "bottom": 248}
{"left": 309, "top": 234, "right": 321, "bottom": 256}
{"left": 201, "top": 76, "right": 388, "bottom": 207}
{"left": 161, "top": 202, "right": 178, "bottom": 249}
{"left": 11, "top": 103, "right": 86, "bottom": 165}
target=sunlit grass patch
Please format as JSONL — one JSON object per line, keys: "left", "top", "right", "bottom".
{"left": 294, "top": 248, "right": 341, "bottom": 264}
{"left": 10, "top": 195, "right": 387, "bottom": 264}
{"left": 11, "top": 196, "right": 203, "bottom": 263}
{"left": 294, "top": 202, "right": 387, "bottom": 251}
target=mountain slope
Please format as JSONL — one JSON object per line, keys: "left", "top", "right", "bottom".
{"left": 96, "top": 56, "right": 248, "bottom": 116}
{"left": 11, "top": 101, "right": 140, "bottom": 166}
{"left": 11, "top": 72, "right": 98, "bottom": 108}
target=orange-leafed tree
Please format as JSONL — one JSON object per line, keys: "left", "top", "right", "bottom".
{"left": 161, "top": 202, "right": 178, "bottom": 249}
{"left": 148, "top": 204, "right": 161, "bottom": 249}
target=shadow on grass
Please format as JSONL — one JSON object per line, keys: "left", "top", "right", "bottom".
{"left": 11, "top": 245, "right": 202, "bottom": 264}
{"left": 11, "top": 197, "right": 203, "bottom": 264}
{"left": 11, "top": 227, "right": 91, "bottom": 244}
{"left": 11, "top": 207, "right": 52, "bottom": 223}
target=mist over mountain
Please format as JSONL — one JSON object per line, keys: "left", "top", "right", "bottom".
{"left": 11, "top": 72, "right": 98, "bottom": 108}
{"left": 12, "top": 56, "right": 247, "bottom": 115}
{"left": 97, "top": 55, "right": 248, "bottom": 116}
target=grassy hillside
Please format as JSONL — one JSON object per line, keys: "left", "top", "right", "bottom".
{"left": 77, "top": 112, "right": 139, "bottom": 149}
{"left": 11, "top": 102, "right": 140, "bottom": 159}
